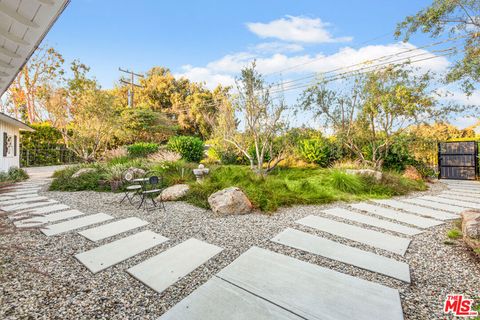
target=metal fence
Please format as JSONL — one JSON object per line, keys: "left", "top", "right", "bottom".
{"left": 20, "top": 147, "right": 81, "bottom": 167}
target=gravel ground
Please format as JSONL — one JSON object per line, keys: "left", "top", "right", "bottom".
{"left": 0, "top": 180, "right": 479, "bottom": 320}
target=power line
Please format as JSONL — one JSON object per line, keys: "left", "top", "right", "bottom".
{"left": 264, "top": 31, "right": 393, "bottom": 77}
{"left": 268, "top": 50, "right": 461, "bottom": 96}
{"left": 269, "top": 34, "right": 466, "bottom": 90}
{"left": 269, "top": 47, "right": 456, "bottom": 94}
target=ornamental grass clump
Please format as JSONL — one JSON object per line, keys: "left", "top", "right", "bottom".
{"left": 329, "top": 170, "right": 365, "bottom": 194}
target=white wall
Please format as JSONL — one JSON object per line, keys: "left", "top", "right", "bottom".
{"left": 0, "top": 121, "right": 20, "bottom": 172}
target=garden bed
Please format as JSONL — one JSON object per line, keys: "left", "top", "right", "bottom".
{"left": 49, "top": 160, "right": 426, "bottom": 213}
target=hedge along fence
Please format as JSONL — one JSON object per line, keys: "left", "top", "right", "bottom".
{"left": 20, "top": 146, "right": 81, "bottom": 167}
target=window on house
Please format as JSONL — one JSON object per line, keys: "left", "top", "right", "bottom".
{"left": 3, "top": 133, "right": 14, "bottom": 157}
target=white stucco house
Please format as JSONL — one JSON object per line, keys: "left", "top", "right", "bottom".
{"left": 0, "top": 0, "right": 70, "bottom": 172}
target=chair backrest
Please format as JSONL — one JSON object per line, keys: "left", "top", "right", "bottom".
{"left": 142, "top": 171, "right": 163, "bottom": 190}
{"left": 123, "top": 170, "right": 135, "bottom": 183}
{"left": 149, "top": 176, "right": 159, "bottom": 186}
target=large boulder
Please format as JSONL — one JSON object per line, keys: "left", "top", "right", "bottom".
{"left": 158, "top": 184, "right": 190, "bottom": 201}
{"left": 345, "top": 169, "right": 382, "bottom": 181}
{"left": 403, "top": 165, "right": 422, "bottom": 180}
{"left": 72, "top": 168, "right": 96, "bottom": 178}
{"left": 461, "top": 209, "right": 480, "bottom": 254}
{"left": 208, "top": 187, "right": 253, "bottom": 215}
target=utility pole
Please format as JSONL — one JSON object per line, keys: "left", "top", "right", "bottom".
{"left": 118, "top": 67, "right": 144, "bottom": 107}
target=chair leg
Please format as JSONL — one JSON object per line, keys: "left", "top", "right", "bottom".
{"left": 137, "top": 194, "right": 145, "bottom": 210}
{"left": 120, "top": 192, "right": 129, "bottom": 204}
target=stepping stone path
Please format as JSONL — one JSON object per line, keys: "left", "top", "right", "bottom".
{"left": 438, "top": 193, "right": 480, "bottom": 204}
{"left": 1, "top": 199, "right": 58, "bottom": 212}
{"left": 420, "top": 195, "right": 480, "bottom": 210}
{"left": 322, "top": 207, "right": 422, "bottom": 236}
{"left": 17, "top": 203, "right": 70, "bottom": 216}
{"left": 160, "top": 276, "right": 303, "bottom": 320}
{"left": 42, "top": 213, "right": 114, "bottom": 236}
{"left": 75, "top": 230, "right": 168, "bottom": 273}
{"left": 0, "top": 196, "right": 49, "bottom": 206}
{"left": 5, "top": 177, "right": 479, "bottom": 319}
{"left": 350, "top": 202, "right": 443, "bottom": 228}
{"left": 79, "top": 217, "right": 149, "bottom": 241}
{"left": 14, "top": 209, "right": 84, "bottom": 227}
{"left": 272, "top": 228, "right": 411, "bottom": 282}
{"left": 215, "top": 247, "right": 404, "bottom": 320}
{"left": 402, "top": 198, "right": 465, "bottom": 214}
{"left": 373, "top": 199, "right": 458, "bottom": 220}
{"left": 297, "top": 215, "right": 411, "bottom": 255}
{"left": 127, "top": 238, "right": 223, "bottom": 293}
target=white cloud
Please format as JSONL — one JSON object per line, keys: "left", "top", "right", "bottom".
{"left": 174, "top": 65, "right": 235, "bottom": 90}
{"left": 246, "top": 15, "right": 352, "bottom": 43}
{"left": 251, "top": 42, "right": 304, "bottom": 53}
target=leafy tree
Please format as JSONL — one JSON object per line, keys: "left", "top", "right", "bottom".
{"left": 396, "top": 0, "right": 480, "bottom": 94}
{"left": 119, "top": 103, "right": 176, "bottom": 144}
{"left": 301, "top": 66, "right": 436, "bottom": 169}
{"left": 133, "top": 66, "right": 224, "bottom": 139}
{"left": 43, "top": 62, "right": 120, "bottom": 161}
{"left": 6, "top": 47, "right": 64, "bottom": 123}
{"left": 223, "top": 62, "right": 289, "bottom": 175}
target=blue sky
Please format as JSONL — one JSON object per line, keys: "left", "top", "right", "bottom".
{"left": 43, "top": 0, "right": 478, "bottom": 128}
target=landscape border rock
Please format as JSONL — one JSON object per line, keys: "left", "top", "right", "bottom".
{"left": 461, "top": 209, "right": 480, "bottom": 255}
{"left": 157, "top": 184, "right": 190, "bottom": 201}
{"left": 207, "top": 187, "right": 253, "bottom": 215}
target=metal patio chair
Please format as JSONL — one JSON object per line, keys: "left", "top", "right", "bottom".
{"left": 137, "top": 172, "right": 165, "bottom": 211}
{"left": 119, "top": 169, "right": 143, "bottom": 204}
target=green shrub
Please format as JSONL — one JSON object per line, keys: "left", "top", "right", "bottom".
{"left": 447, "top": 229, "right": 462, "bottom": 239}
{"left": 167, "top": 136, "right": 204, "bottom": 162}
{"left": 411, "top": 160, "right": 437, "bottom": 179}
{"left": 127, "top": 142, "right": 159, "bottom": 158}
{"left": 8, "top": 167, "right": 29, "bottom": 181}
{"left": 383, "top": 140, "right": 413, "bottom": 172}
{"left": 298, "top": 138, "right": 332, "bottom": 167}
{"left": 0, "top": 167, "right": 29, "bottom": 183}
{"left": 329, "top": 170, "right": 365, "bottom": 193}
{"left": 50, "top": 164, "right": 107, "bottom": 191}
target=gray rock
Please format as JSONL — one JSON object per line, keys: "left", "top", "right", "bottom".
{"left": 461, "top": 209, "right": 480, "bottom": 253}
{"left": 72, "top": 168, "right": 97, "bottom": 178}
{"left": 345, "top": 169, "right": 382, "bottom": 181}
{"left": 208, "top": 187, "right": 253, "bottom": 215}
{"left": 158, "top": 184, "right": 190, "bottom": 201}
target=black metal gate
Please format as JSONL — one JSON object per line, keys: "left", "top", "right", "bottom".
{"left": 438, "top": 141, "right": 478, "bottom": 180}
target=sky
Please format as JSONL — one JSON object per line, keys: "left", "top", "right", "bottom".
{"left": 42, "top": 0, "right": 479, "bottom": 129}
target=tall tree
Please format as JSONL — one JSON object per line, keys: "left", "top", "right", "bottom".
{"left": 43, "top": 62, "right": 119, "bottom": 161}
{"left": 6, "top": 47, "right": 64, "bottom": 123}
{"left": 396, "top": 0, "right": 480, "bottom": 94}
{"left": 223, "top": 62, "right": 288, "bottom": 175}
{"left": 301, "top": 66, "right": 436, "bottom": 169}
